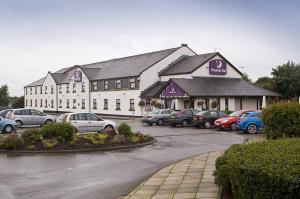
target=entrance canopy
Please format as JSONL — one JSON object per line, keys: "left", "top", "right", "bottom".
{"left": 140, "top": 77, "right": 280, "bottom": 98}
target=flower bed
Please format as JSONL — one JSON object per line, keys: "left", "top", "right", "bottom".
{"left": 0, "top": 123, "right": 154, "bottom": 152}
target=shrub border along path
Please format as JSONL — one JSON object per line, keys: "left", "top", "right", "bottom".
{"left": 0, "top": 138, "right": 157, "bottom": 154}
{"left": 121, "top": 151, "right": 223, "bottom": 199}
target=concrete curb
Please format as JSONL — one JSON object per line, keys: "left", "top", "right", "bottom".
{"left": 0, "top": 138, "right": 157, "bottom": 155}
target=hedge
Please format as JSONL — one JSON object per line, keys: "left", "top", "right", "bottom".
{"left": 261, "top": 101, "right": 300, "bottom": 139}
{"left": 214, "top": 138, "right": 300, "bottom": 199}
{"left": 41, "top": 122, "right": 76, "bottom": 142}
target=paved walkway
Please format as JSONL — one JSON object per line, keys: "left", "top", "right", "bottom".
{"left": 122, "top": 151, "right": 223, "bottom": 199}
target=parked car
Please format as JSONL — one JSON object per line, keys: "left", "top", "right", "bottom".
{"left": 0, "top": 109, "right": 12, "bottom": 118}
{"left": 214, "top": 110, "right": 254, "bottom": 131}
{"left": 0, "top": 116, "right": 17, "bottom": 133}
{"left": 5, "top": 108, "right": 56, "bottom": 127}
{"left": 168, "top": 109, "right": 199, "bottom": 127}
{"left": 237, "top": 111, "right": 263, "bottom": 134}
{"left": 57, "top": 112, "right": 116, "bottom": 133}
{"left": 141, "top": 109, "right": 175, "bottom": 126}
{"left": 192, "top": 110, "right": 227, "bottom": 129}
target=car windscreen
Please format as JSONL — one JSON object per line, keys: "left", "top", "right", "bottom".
{"left": 196, "top": 111, "right": 209, "bottom": 117}
{"left": 229, "top": 111, "right": 242, "bottom": 117}
{"left": 151, "top": 110, "right": 160, "bottom": 114}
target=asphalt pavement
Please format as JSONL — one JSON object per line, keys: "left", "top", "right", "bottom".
{"left": 0, "top": 119, "right": 244, "bottom": 199}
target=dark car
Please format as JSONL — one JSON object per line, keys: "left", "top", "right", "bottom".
{"left": 141, "top": 109, "right": 175, "bottom": 126}
{"left": 168, "top": 109, "right": 199, "bottom": 127}
{"left": 192, "top": 110, "right": 227, "bottom": 129}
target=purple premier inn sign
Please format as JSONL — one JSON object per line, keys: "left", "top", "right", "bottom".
{"left": 73, "top": 70, "right": 82, "bottom": 82}
{"left": 161, "top": 82, "right": 188, "bottom": 98}
{"left": 209, "top": 59, "right": 227, "bottom": 75}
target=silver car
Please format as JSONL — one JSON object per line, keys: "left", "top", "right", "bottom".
{"left": 141, "top": 109, "right": 175, "bottom": 126}
{"left": 6, "top": 108, "right": 56, "bottom": 127}
{"left": 57, "top": 113, "right": 116, "bottom": 133}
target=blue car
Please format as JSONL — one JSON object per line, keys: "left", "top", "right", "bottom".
{"left": 0, "top": 116, "right": 17, "bottom": 133}
{"left": 237, "top": 112, "right": 263, "bottom": 134}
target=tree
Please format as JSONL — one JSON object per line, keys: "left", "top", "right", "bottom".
{"left": 0, "top": 85, "right": 9, "bottom": 106}
{"left": 254, "top": 77, "right": 274, "bottom": 91}
{"left": 12, "top": 96, "right": 24, "bottom": 108}
{"left": 241, "top": 72, "right": 252, "bottom": 83}
{"left": 271, "top": 61, "right": 300, "bottom": 97}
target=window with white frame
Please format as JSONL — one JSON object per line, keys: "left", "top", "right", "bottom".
{"left": 66, "top": 84, "right": 70, "bottom": 93}
{"left": 116, "top": 80, "right": 121, "bottom": 89}
{"left": 35, "top": 87, "right": 37, "bottom": 94}
{"left": 30, "top": 99, "right": 32, "bottom": 107}
{"left": 51, "top": 85, "right": 54, "bottom": 94}
{"left": 40, "top": 99, "right": 43, "bottom": 107}
{"left": 40, "top": 86, "right": 42, "bottom": 94}
{"left": 82, "top": 82, "right": 85, "bottom": 92}
{"left": 92, "top": 81, "right": 97, "bottom": 91}
{"left": 93, "top": 99, "right": 97, "bottom": 109}
{"left": 25, "top": 99, "right": 28, "bottom": 107}
{"left": 45, "top": 86, "right": 48, "bottom": 94}
{"left": 35, "top": 99, "right": 37, "bottom": 107}
{"left": 45, "top": 99, "right": 48, "bottom": 108}
{"left": 104, "top": 80, "right": 108, "bottom": 90}
{"left": 130, "top": 78, "right": 135, "bottom": 89}
{"left": 30, "top": 88, "right": 32, "bottom": 95}
{"left": 66, "top": 99, "right": 70, "bottom": 108}
{"left": 116, "top": 99, "right": 121, "bottom": 110}
{"left": 59, "top": 85, "right": 62, "bottom": 93}
{"left": 104, "top": 99, "right": 108, "bottom": 110}
{"left": 51, "top": 99, "right": 54, "bottom": 108}
{"left": 73, "top": 83, "right": 76, "bottom": 93}
{"left": 25, "top": 88, "right": 28, "bottom": 95}
{"left": 81, "top": 99, "right": 85, "bottom": 109}
{"left": 59, "top": 99, "right": 62, "bottom": 108}
{"left": 73, "top": 99, "right": 76, "bottom": 109}
{"left": 129, "top": 99, "right": 135, "bottom": 111}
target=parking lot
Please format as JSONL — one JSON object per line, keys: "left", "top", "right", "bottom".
{"left": 0, "top": 118, "right": 261, "bottom": 199}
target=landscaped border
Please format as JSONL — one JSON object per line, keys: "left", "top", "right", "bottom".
{"left": 0, "top": 138, "right": 157, "bottom": 154}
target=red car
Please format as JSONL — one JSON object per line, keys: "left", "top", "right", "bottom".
{"left": 214, "top": 110, "right": 254, "bottom": 131}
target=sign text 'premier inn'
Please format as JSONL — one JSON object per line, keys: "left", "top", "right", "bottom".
{"left": 73, "top": 70, "right": 82, "bottom": 82}
{"left": 209, "top": 59, "right": 227, "bottom": 75}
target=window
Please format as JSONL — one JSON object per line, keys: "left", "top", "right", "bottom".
{"left": 104, "top": 80, "right": 108, "bottom": 90}
{"left": 25, "top": 88, "right": 28, "bottom": 95}
{"left": 30, "top": 99, "right": 32, "bottom": 107}
{"left": 217, "top": 98, "right": 220, "bottom": 110}
{"left": 40, "top": 99, "right": 43, "bottom": 107}
{"left": 51, "top": 85, "right": 54, "bottom": 94}
{"left": 45, "top": 99, "right": 48, "bottom": 108}
{"left": 40, "top": 86, "right": 42, "bottom": 94}
{"left": 93, "top": 99, "right": 97, "bottom": 109}
{"left": 25, "top": 99, "right": 28, "bottom": 107}
{"left": 209, "top": 111, "right": 218, "bottom": 118}
{"left": 81, "top": 99, "right": 85, "bottom": 109}
{"left": 66, "top": 84, "right": 70, "bottom": 93}
{"left": 45, "top": 86, "right": 48, "bottom": 94}
{"left": 15, "top": 109, "right": 31, "bottom": 115}
{"left": 35, "top": 87, "right": 37, "bottom": 94}
{"left": 73, "top": 99, "right": 76, "bottom": 109}
{"left": 51, "top": 99, "right": 54, "bottom": 108}
{"left": 31, "top": 110, "right": 43, "bottom": 116}
{"left": 30, "top": 88, "right": 32, "bottom": 95}
{"left": 70, "top": 113, "right": 86, "bottom": 121}
{"left": 116, "top": 79, "right": 121, "bottom": 89}
{"left": 104, "top": 99, "right": 108, "bottom": 110}
{"left": 92, "top": 81, "right": 97, "bottom": 91}
{"left": 59, "top": 85, "right": 62, "bottom": 93}
{"left": 66, "top": 99, "right": 70, "bottom": 108}
{"left": 35, "top": 99, "right": 37, "bottom": 107}
{"left": 87, "top": 113, "right": 101, "bottom": 121}
{"left": 130, "top": 78, "right": 135, "bottom": 89}
{"left": 225, "top": 98, "right": 229, "bottom": 111}
{"left": 116, "top": 99, "right": 121, "bottom": 110}
{"left": 129, "top": 99, "right": 135, "bottom": 111}
{"left": 82, "top": 82, "right": 85, "bottom": 92}
{"left": 59, "top": 99, "right": 62, "bottom": 108}
{"left": 73, "top": 83, "right": 76, "bottom": 93}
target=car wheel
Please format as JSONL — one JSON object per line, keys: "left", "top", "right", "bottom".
{"left": 45, "top": 119, "right": 53, "bottom": 124}
{"left": 15, "top": 120, "right": 22, "bottom": 128}
{"left": 147, "top": 122, "right": 153, "bottom": 126}
{"left": 104, "top": 125, "right": 114, "bottom": 130}
{"left": 157, "top": 119, "right": 164, "bottom": 126}
{"left": 230, "top": 123, "right": 238, "bottom": 131}
{"left": 182, "top": 120, "right": 188, "bottom": 127}
{"left": 204, "top": 121, "right": 211, "bottom": 129}
{"left": 4, "top": 125, "right": 13, "bottom": 133}
{"left": 247, "top": 124, "right": 257, "bottom": 134}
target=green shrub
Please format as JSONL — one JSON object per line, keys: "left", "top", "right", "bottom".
{"left": 262, "top": 101, "right": 300, "bottom": 139}
{"left": 42, "top": 138, "right": 58, "bottom": 149}
{"left": 82, "top": 133, "right": 108, "bottom": 145}
{"left": 214, "top": 138, "right": 300, "bottom": 199}
{"left": 26, "top": 144, "right": 36, "bottom": 150}
{"left": 128, "top": 135, "right": 141, "bottom": 143}
{"left": 41, "top": 122, "right": 76, "bottom": 142}
{"left": 2, "top": 134, "right": 23, "bottom": 149}
{"left": 21, "top": 129, "right": 43, "bottom": 144}
{"left": 117, "top": 123, "right": 132, "bottom": 137}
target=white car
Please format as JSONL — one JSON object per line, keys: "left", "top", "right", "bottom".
{"left": 57, "top": 113, "right": 116, "bottom": 133}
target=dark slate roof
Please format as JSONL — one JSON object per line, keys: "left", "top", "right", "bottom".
{"left": 141, "top": 77, "right": 280, "bottom": 97}
{"left": 25, "top": 77, "right": 46, "bottom": 87}
{"left": 140, "top": 81, "right": 167, "bottom": 98}
{"left": 81, "top": 47, "right": 180, "bottom": 80}
{"left": 159, "top": 52, "right": 218, "bottom": 76}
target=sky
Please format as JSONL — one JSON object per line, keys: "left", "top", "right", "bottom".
{"left": 0, "top": 0, "right": 299, "bottom": 96}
